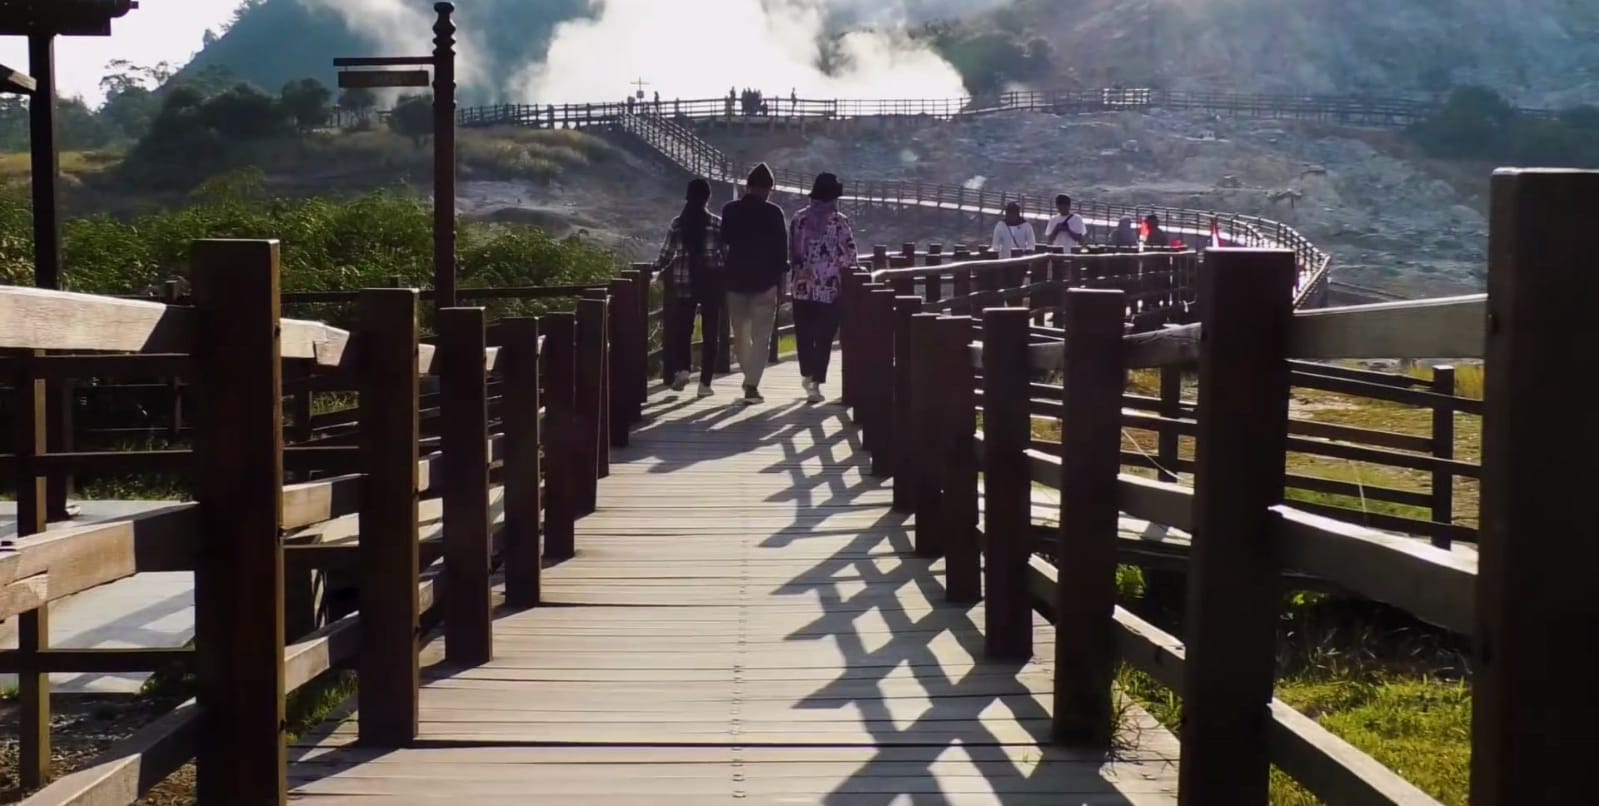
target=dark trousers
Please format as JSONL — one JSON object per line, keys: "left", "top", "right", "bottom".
{"left": 668, "top": 293, "right": 722, "bottom": 386}
{"left": 793, "top": 300, "right": 841, "bottom": 384}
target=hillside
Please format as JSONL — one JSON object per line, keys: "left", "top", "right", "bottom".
{"left": 181, "top": 0, "right": 587, "bottom": 103}
{"left": 182, "top": 0, "right": 1599, "bottom": 105}
{"left": 993, "top": 0, "right": 1599, "bottom": 105}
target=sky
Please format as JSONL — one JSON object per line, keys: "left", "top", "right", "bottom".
{"left": 0, "top": 0, "right": 240, "bottom": 107}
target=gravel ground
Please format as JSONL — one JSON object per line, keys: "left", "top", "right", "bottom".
{"left": 0, "top": 695, "right": 195, "bottom": 804}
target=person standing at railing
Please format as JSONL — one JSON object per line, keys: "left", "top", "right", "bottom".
{"left": 991, "top": 202, "right": 1038, "bottom": 259}
{"left": 789, "top": 173, "right": 857, "bottom": 405}
{"left": 1141, "top": 213, "right": 1173, "bottom": 249}
{"left": 1044, "top": 194, "right": 1088, "bottom": 251}
{"left": 1111, "top": 217, "right": 1139, "bottom": 248}
{"left": 721, "top": 163, "right": 789, "bottom": 405}
{"left": 655, "top": 178, "right": 725, "bottom": 398}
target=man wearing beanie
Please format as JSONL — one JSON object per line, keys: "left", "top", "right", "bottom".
{"left": 719, "top": 162, "right": 788, "bottom": 404}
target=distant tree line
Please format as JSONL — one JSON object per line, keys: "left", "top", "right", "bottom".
{"left": 1408, "top": 86, "right": 1599, "bottom": 168}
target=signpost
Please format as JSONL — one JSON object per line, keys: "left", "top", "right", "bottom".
{"left": 335, "top": 2, "right": 458, "bottom": 309}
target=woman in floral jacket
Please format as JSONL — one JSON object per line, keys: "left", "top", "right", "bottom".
{"left": 788, "top": 172, "right": 857, "bottom": 404}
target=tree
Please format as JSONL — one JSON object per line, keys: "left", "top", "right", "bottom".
{"left": 280, "top": 77, "right": 333, "bottom": 133}
{"left": 339, "top": 87, "right": 377, "bottom": 115}
{"left": 1407, "top": 86, "right": 1518, "bottom": 159}
{"left": 200, "top": 83, "right": 287, "bottom": 140}
{"left": 388, "top": 95, "right": 434, "bottom": 147}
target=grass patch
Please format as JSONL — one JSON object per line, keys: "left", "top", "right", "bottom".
{"left": 0, "top": 684, "right": 17, "bottom": 702}
{"left": 1117, "top": 664, "right": 1471, "bottom": 805}
{"left": 0, "top": 150, "right": 123, "bottom": 184}
{"left": 286, "top": 671, "right": 358, "bottom": 742}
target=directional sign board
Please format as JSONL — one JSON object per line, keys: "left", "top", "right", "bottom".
{"left": 338, "top": 70, "right": 432, "bottom": 90}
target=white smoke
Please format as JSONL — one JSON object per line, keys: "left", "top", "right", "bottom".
{"left": 296, "top": 0, "right": 490, "bottom": 89}
{"left": 513, "top": 0, "right": 973, "bottom": 103}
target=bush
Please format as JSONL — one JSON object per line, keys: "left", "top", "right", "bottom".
{"left": 389, "top": 95, "right": 434, "bottom": 147}
{"left": 1408, "top": 86, "right": 1599, "bottom": 167}
{"left": 0, "top": 176, "right": 619, "bottom": 325}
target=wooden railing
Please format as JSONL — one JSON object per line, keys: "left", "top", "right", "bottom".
{"left": 835, "top": 168, "right": 1596, "bottom": 804}
{"left": 612, "top": 110, "right": 1332, "bottom": 308}
{"left": 1, "top": 242, "right": 653, "bottom": 804}
{"left": 458, "top": 87, "right": 1558, "bottom": 131}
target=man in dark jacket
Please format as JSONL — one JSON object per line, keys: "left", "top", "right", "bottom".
{"left": 720, "top": 162, "right": 788, "bottom": 404}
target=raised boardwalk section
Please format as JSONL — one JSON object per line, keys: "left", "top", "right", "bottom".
{"left": 286, "top": 365, "right": 1180, "bottom": 804}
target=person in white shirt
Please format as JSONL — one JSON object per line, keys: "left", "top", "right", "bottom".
{"left": 991, "top": 202, "right": 1037, "bottom": 259}
{"left": 1044, "top": 194, "right": 1088, "bottom": 251}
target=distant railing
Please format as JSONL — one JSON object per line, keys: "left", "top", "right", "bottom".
{"left": 616, "top": 111, "right": 1332, "bottom": 307}
{"left": 458, "top": 87, "right": 1557, "bottom": 132}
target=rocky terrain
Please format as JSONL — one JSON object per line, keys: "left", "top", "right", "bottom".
{"left": 703, "top": 112, "right": 1493, "bottom": 297}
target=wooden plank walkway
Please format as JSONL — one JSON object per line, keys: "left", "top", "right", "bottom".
{"left": 288, "top": 361, "right": 1180, "bottom": 804}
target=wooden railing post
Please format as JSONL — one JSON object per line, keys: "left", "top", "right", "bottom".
{"left": 582, "top": 289, "right": 612, "bottom": 477}
{"left": 575, "top": 297, "right": 608, "bottom": 515}
{"left": 628, "top": 269, "right": 650, "bottom": 422}
{"left": 840, "top": 268, "right": 864, "bottom": 411}
{"left": 439, "top": 306, "right": 493, "bottom": 666}
{"left": 356, "top": 289, "right": 421, "bottom": 745}
{"left": 890, "top": 296, "right": 923, "bottom": 511}
{"left": 1178, "top": 248, "right": 1296, "bottom": 805}
{"left": 1053, "top": 288, "right": 1126, "bottom": 747}
{"left": 982, "top": 307, "right": 1032, "bottom": 659}
{"left": 500, "top": 317, "right": 542, "bottom": 608}
{"left": 608, "top": 279, "right": 633, "bottom": 448}
{"left": 1157, "top": 366, "right": 1183, "bottom": 482}
{"left": 1429, "top": 364, "right": 1455, "bottom": 546}
{"left": 910, "top": 312, "right": 943, "bottom": 556}
{"left": 864, "top": 287, "right": 896, "bottom": 473}
{"left": 11, "top": 347, "right": 49, "bottom": 789}
{"left": 191, "top": 239, "right": 286, "bottom": 805}
{"left": 1472, "top": 168, "right": 1599, "bottom": 806}
{"left": 542, "top": 313, "right": 577, "bottom": 559}
{"left": 939, "top": 315, "right": 980, "bottom": 604}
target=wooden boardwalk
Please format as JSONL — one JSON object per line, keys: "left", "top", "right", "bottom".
{"left": 288, "top": 363, "right": 1180, "bottom": 804}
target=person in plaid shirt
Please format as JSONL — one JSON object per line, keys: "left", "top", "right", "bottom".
{"left": 655, "top": 178, "right": 725, "bottom": 396}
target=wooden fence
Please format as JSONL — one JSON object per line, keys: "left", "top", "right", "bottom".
{"left": 1, "top": 241, "right": 653, "bottom": 804}
{"left": 839, "top": 168, "right": 1596, "bottom": 804}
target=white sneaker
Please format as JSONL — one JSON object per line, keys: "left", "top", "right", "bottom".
{"left": 671, "top": 370, "right": 690, "bottom": 392}
{"left": 697, "top": 383, "right": 714, "bottom": 398}
{"left": 806, "top": 382, "right": 825, "bottom": 404}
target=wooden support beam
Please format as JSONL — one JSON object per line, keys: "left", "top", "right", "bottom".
{"left": 438, "top": 306, "right": 493, "bottom": 666}
{"left": 909, "top": 313, "right": 942, "bottom": 556}
{"left": 1179, "top": 248, "right": 1296, "bottom": 805}
{"left": 981, "top": 308, "right": 1032, "bottom": 660}
{"left": 1053, "top": 288, "right": 1126, "bottom": 747}
{"left": 499, "top": 317, "right": 542, "bottom": 607}
{"left": 890, "top": 296, "right": 922, "bottom": 511}
{"left": 355, "top": 289, "right": 421, "bottom": 745}
{"left": 1472, "top": 168, "right": 1599, "bottom": 806}
{"left": 938, "top": 315, "right": 980, "bottom": 604}
{"left": 574, "top": 297, "right": 607, "bottom": 516}
{"left": 191, "top": 239, "right": 287, "bottom": 805}
{"left": 542, "top": 313, "right": 577, "bottom": 560}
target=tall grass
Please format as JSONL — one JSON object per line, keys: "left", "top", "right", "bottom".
{"left": 0, "top": 174, "right": 620, "bottom": 320}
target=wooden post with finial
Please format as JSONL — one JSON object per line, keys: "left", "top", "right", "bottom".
{"left": 432, "top": 2, "right": 457, "bottom": 309}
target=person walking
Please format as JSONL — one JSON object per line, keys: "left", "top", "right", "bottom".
{"left": 991, "top": 202, "right": 1037, "bottom": 259}
{"left": 1044, "top": 194, "right": 1088, "bottom": 251}
{"left": 720, "top": 162, "right": 788, "bottom": 405}
{"left": 789, "top": 172, "right": 857, "bottom": 404}
{"left": 654, "top": 177, "right": 724, "bottom": 398}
